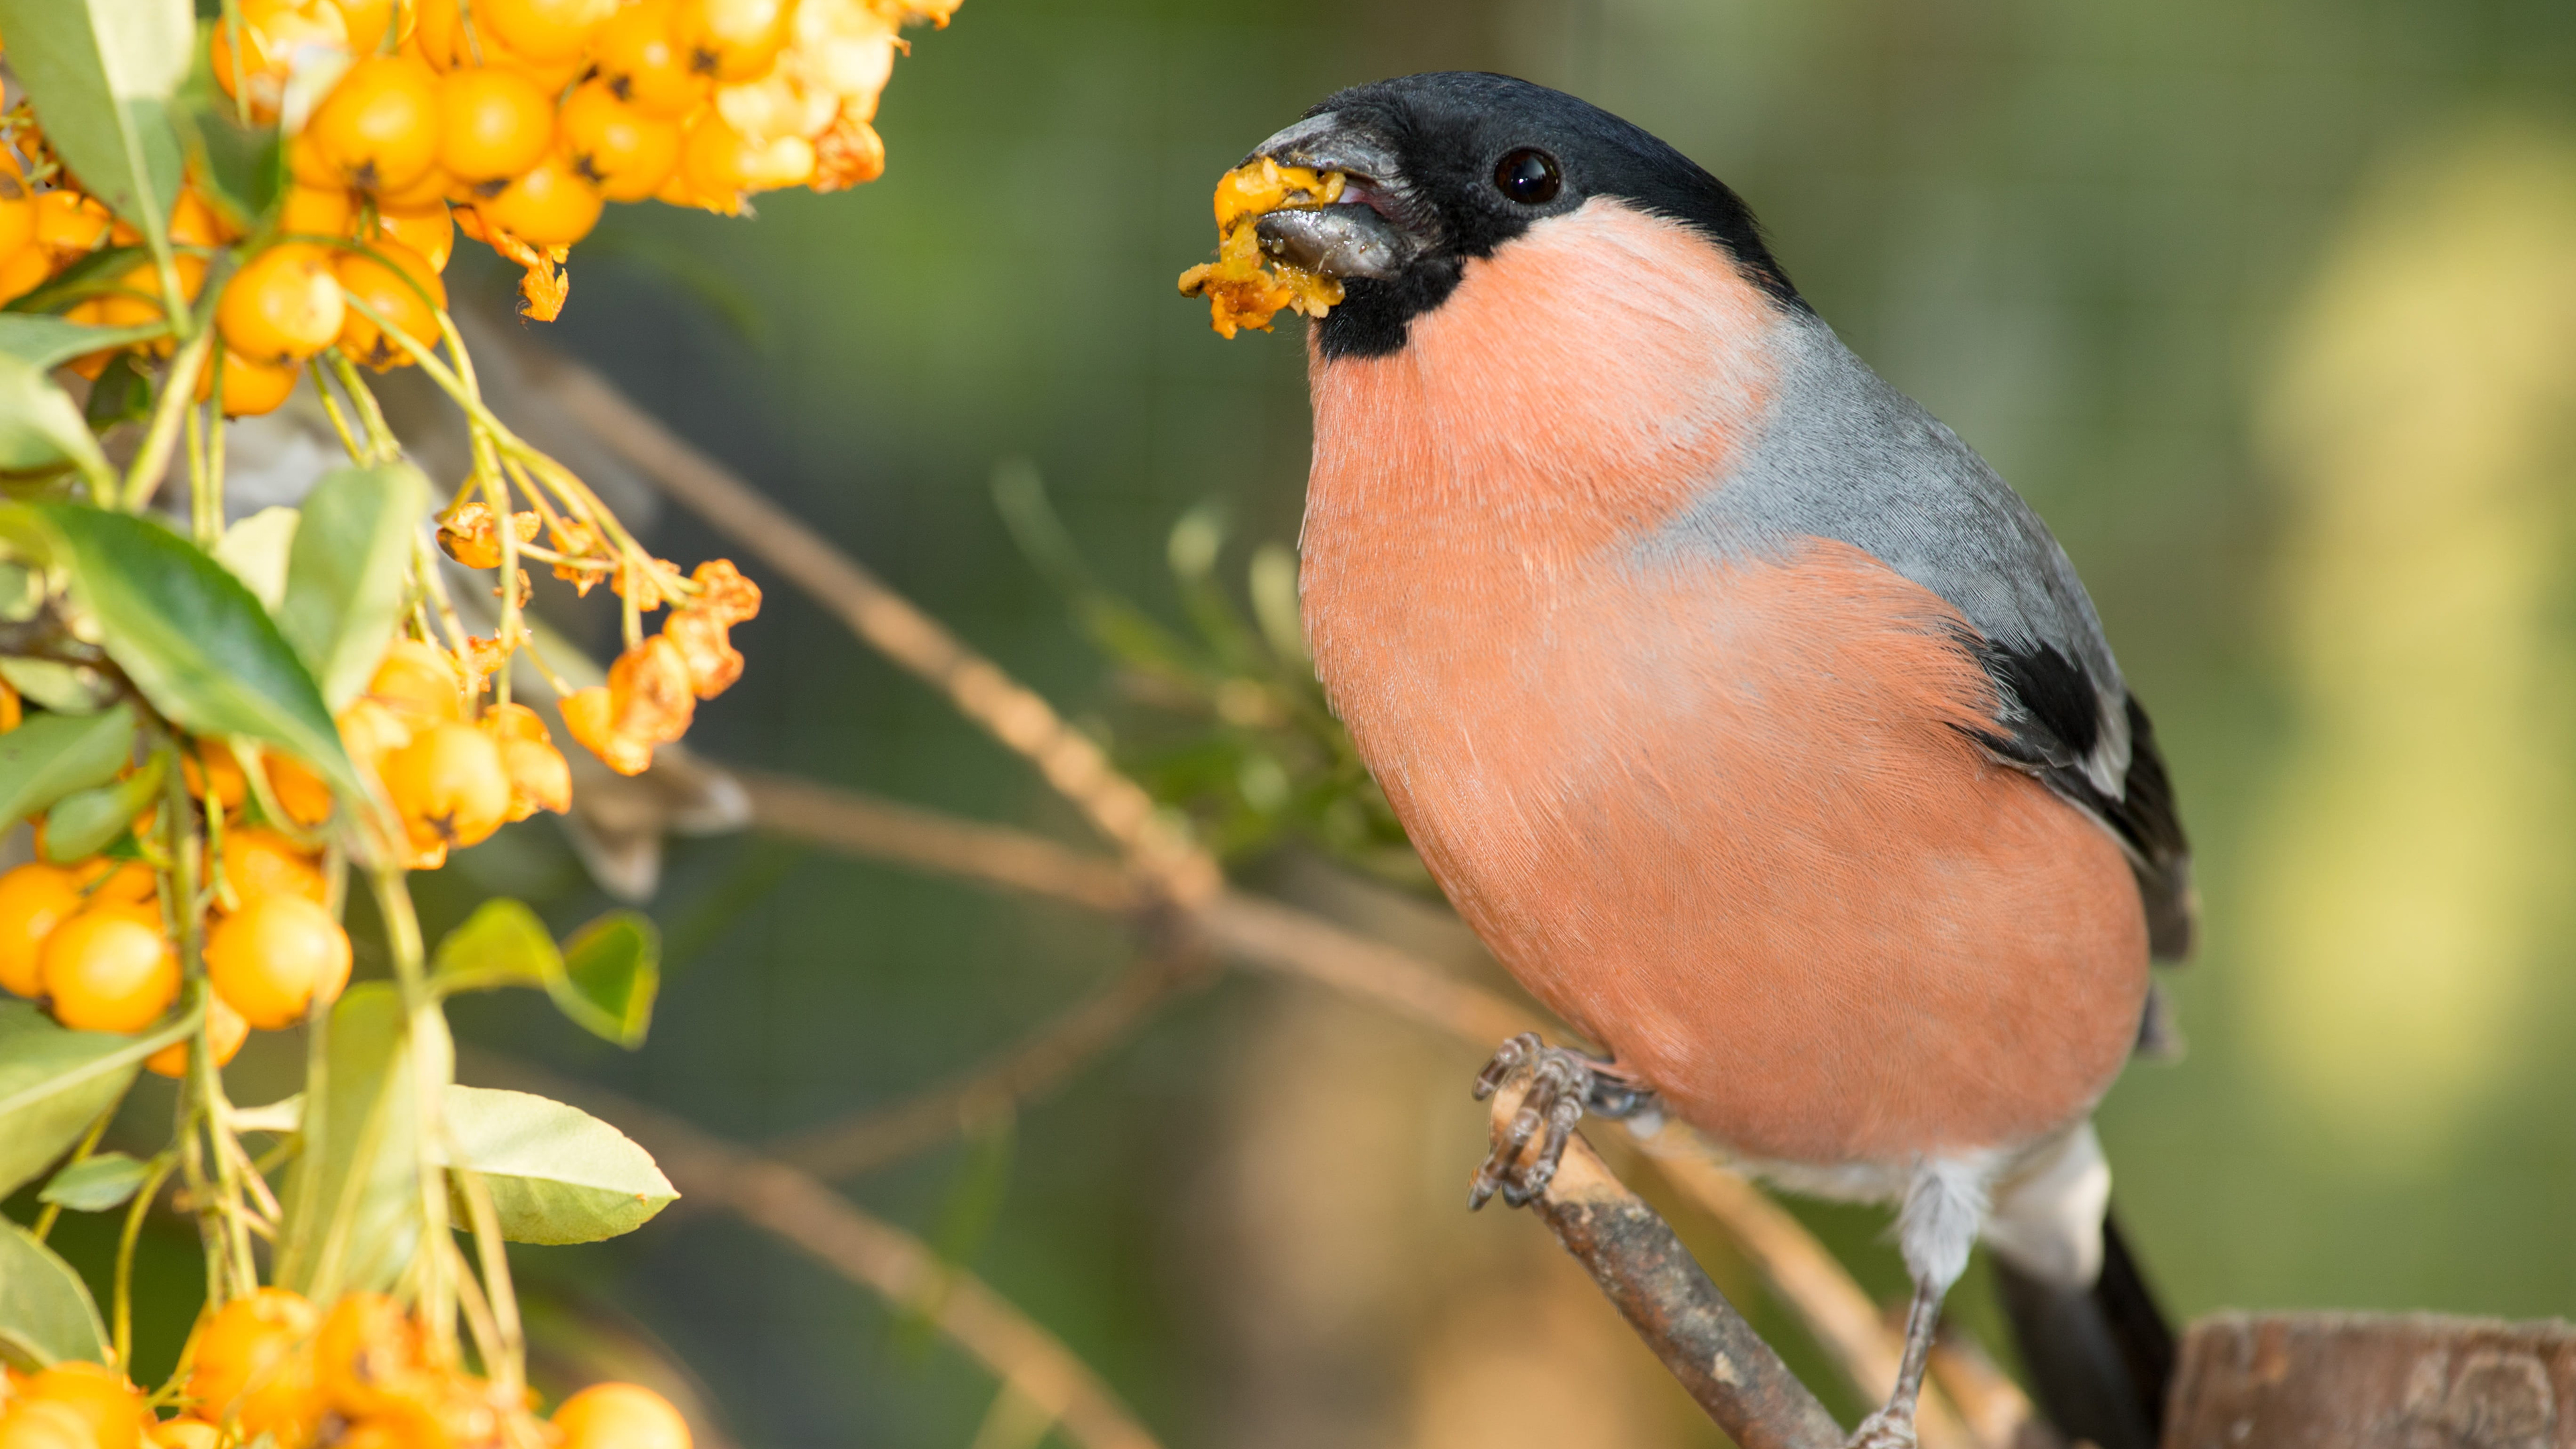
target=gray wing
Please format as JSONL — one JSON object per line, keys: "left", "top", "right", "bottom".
{"left": 1660, "top": 315, "right": 2195, "bottom": 959}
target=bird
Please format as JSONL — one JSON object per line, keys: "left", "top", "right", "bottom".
{"left": 1232, "top": 72, "right": 2193, "bottom": 1449}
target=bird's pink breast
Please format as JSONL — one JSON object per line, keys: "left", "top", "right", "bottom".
{"left": 1299, "top": 201, "right": 2147, "bottom": 1165}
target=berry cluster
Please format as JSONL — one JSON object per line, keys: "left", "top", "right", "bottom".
{"left": 0, "top": 1297, "right": 690, "bottom": 1449}
{"left": 211, "top": 0, "right": 953, "bottom": 320}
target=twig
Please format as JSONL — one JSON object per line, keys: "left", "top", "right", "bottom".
{"left": 455, "top": 1050, "right": 1166, "bottom": 1449}
{"left": 773, "top": 950, "right": 1205, "bottom": 1180}
{"left": 730, "top": 769, "right": 1138, "bottom": 914}
{"left": 1487, "top": 1082, "right": 1843, "bottom": 1449}
{"left": 531, "top": 360, "right": 1217, "bottom": 907}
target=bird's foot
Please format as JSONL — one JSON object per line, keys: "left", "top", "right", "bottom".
{"left": 1841, "top": 1408, "right": 1919, "bottom": 1449}
{"left": 1467, "top": 1032, "right": 1655, "bottom": 1210}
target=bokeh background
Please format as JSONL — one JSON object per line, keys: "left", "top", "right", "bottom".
{"left": 46, "top": 0, "right": 2576, "bottom": 1443}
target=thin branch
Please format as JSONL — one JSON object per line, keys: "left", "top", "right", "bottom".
{"left": 730, "top": 769, "right": 1138, "bottom": 914}
{"left": 1486, "top": 1081, "right": 1843, "bottom": 1449}
{"left": 773, "top": 949, "right": 1206, "bottom": 1180}
{"left": 456, "top": 1050, "right": 1167, "bottom": 1449}
{"left": 531, "top": 359, "right": 1218, "bottom": 907}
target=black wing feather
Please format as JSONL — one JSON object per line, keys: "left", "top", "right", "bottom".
{"left": 1959, "top": 640, "right": 2197, "bottom": 962}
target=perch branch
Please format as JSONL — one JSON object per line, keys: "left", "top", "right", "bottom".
{"left": 1485, "top": 1082, "right": 1843, "bottom": 1449}
{"left": 541, "top": 352, "right": 2033, "bottom": 1449}
{"left": 456, "top": 1050, "right": 1167, "bottom": 1449}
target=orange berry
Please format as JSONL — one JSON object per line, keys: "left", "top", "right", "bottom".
{"left": 592, "top": 1, "right": 708, "bottom": 117}
{"left": 286, "top": 131, "right": 344, "bottom": 191}
{"left": 334, "top": 239, "right": 446, "bottom": 370}
{"left": 148, "top": 1421, "right": 221, "bottom": 1449}
{"left": 41, "top": 907, "right": 179, "bottom": 1033}
{"left": 663, "top": 609, "right": 741, "bottom": 698}
{"left": 382, "top": 720, "right": 511, "bottom": 850}
{"left": 223, "top": 829, "right": 329, "bottom": 908}
{"left": 557, "top": 81, "right": 681, "bottom": 202}
{"left": 608, "top": 634, "right": 698, "bottom": 745}
{"left": 168, "top": 187, "right": 235, "bottom": 248}
{"left": 187, "top": 1289, "right": 320, "bottom": 1443}
{"left": 333, "top": 0, "right": 415, "bottom": 52}
{"left": 370, "top": 638, "right": 466, "bottom": 720}
{"left": 199, "top": 348, "right": 303, "bottom": 418}
{"left": 560, "top": 686, "right": 653, "bottom": 775}
{"left": 183, "top": 740, "right": 250, "bottom": 811}
{"left": 213, "top": 0, "right": 352, "bottom": 123}
{"left": 309, "top": 55, "right": 441, "bottom": 195}
{"left": 217, "top": 246, "right": 345, "bottom": 366}
{"left": 16, "top": 1364, "right": 148, "bottom": 1449}
{"left": 679, "top": 111, "right": 810, "bottom": 201}
{"left": 267, "top": 753, "right": 337, "bottom": 826}
{"left": 479, "top": 0, "right": 619, "bottom": 62}
{"left": 75, "top": 859, "right": 162, "bottom": 906}
{"left": 0, "top": 863, "right": 85, "bottom": 999}
{"left": 0, "top": 1401, "right": 97, "bottom": 1449}
{"left": 0, "top": 246, "right": 51, "bottom": 306}
{"left": 370, "top": 202, "right": 455, "bottom": 272}
{"left": 146, "top": 991, "right": 250, "bottom": 1078}
{"left": 0, "top": 182, "right": 40, "bottom": 261}
{"left": 205, "top": 894, "right": 352, "bottom": 1030}
{"left": 485, "top": 706, "right": 571, "bottom": 820}
{"left": 313, "top": 1295, "right": 438, "bottom": 1421}
{"left": 435, "top": 67, "right": 556, "bottom": 182}
{"left": 476, "top": 154, "right": 602, "bottom": 246}
{"left": 553, "top": 1385, "right": 690, "bottom": 1449}
{"left": 671, "top": 0, "right": 792, "bottom": 82}
{"left": 34, "top": 190, "right": 112, "bottom": 261}
{"left": 278, "top": 183, "right": 358, "bottom": 239}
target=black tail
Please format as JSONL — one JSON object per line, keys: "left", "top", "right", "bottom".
{"left": 1993, "top": 1208, "right": 2176, "bottom": 1449}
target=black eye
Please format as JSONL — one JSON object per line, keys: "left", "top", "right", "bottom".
{"left": 1494, "top": 148, "right": 1561, "bottom": 205}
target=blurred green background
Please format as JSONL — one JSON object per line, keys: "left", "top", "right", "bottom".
{"left": 55, "top": 0, "right": 2576, "bottom": 1442}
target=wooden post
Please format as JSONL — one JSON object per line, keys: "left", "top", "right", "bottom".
{"left": 2165, "top": 1311, "right": 2576, "bottom": 1448}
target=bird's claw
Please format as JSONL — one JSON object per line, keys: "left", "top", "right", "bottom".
{"left": 1466, "top": 1033, "right": 1654, "bottom": 1212}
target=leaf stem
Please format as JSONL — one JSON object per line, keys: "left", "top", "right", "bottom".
{"left": 121, "top": 331, "right": 217, "bottom": 513}
{"left": 112, "top": 1153, "right": 182, "bottom": 1368}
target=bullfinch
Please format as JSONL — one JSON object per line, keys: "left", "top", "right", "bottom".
{"left": 1230, "top": 73, "right": 2192, "bottom": 1449}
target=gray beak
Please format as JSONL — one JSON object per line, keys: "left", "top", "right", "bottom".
{"left": 1244, "top": 112, "right": 1431, "bottom": 281}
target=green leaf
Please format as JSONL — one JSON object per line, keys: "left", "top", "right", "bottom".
{"left": 440, "top": 1086, "right": 676, "bottom": 1245}
{"left": 82, "top": 352, "right": 154, "bottom": 432}
{"left": 428, "top": 898, "right": 560, "bottom": 996}
{"left": 213, "top": 506, "right": 301, "bottom": 613}
{"left": 171, "top": 20, "right": 282, "bottom": 233}
{"left": 0, "top": 704, "right": 138, "bottom": 830}
{"left": 275, "top": 983, "right": 453, "bottom": 1297}
{"left": 10, "top": 504, "right": 358, "bottom": 798}
{"left": 0, "top": 1218, "right": 109, "bottom": 1370}
{"left": 39, "top": 1150, "right": 150, "bottom": 1211}
{"left": 0, "top": 1002, "right": 144, "bottom": 1200}
{"left": 0, "top": 356, "right": 113, "bottom": 492}
{"left": 0, "top": 0, "right": 193, "bottom": 268}
{"left": 0, "top": 315, "right": 168, "bottom": 371}
{"left": 0, "top": 661, "right": 120, "bottom": 716}
{"left": 276, "top": 464, "right": 427, "bottom": 710}
{"left": 554, "top": 913, "right": 659, "bottom": 1049}
{"left": 431, "top": 903, "right": 658, "bottom": 1050}
{"left": 40, "top": 752, "right": 164, "bottom": 863}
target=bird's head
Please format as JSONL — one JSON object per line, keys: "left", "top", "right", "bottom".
{"left": 1245, "top": 72, "right": 1804, "bottom": 360}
